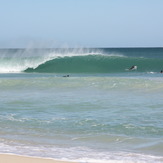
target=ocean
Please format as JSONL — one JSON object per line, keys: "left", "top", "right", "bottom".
{"left": 0, "top": 48, "right": 163, "bottom": 163}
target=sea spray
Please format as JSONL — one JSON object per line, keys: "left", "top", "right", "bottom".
{"left": 0, "top": 48, "right": 102, "bottom": 73}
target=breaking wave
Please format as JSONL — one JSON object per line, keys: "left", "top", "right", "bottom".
{"left": 0, "top": 48, "right": 163, "bottom": 73}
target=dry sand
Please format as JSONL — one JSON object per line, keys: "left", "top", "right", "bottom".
{"left": 0, "top": 154, "right": 77, "bottom": 163}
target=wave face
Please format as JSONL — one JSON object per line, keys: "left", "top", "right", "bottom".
{"left": 25, "top": 55, "right": 163, "bottom": 73}
{"left": 0, "top": 48, "right": 163, "bottom": 73}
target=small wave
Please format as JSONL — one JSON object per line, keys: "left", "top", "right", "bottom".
{"left": 0, "top": 143, "right": 162, "bottom": 163}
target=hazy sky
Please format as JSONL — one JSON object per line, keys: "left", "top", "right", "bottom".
{"left": 0, "top": 0, "right": 163, "bottom": 48}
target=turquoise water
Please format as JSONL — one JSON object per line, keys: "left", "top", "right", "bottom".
{"left": 0, "top": 48, "right": 163, "bottom": 73}
{"left": 0, "top": 48, "right": 163, "bottom": 163}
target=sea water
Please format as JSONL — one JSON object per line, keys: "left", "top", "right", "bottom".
{"left": 0, "top": 48, "right": 163, "bottom": 163}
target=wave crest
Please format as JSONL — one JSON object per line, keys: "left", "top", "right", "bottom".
{"left": 0, "top": 48, "right": 123, "bottom": 73}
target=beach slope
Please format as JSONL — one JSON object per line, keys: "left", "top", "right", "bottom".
{"left": 0, "top": 154, "right": 76, "bottom": 163}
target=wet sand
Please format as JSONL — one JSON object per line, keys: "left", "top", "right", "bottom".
{"left": 0, "top": 154, "right": 77, "bottom": 163}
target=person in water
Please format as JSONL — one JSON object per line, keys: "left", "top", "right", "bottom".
{"left": 129, "top": 65, "right": 137, "bottom": 70}
{"left": 160, "top": 70, "right": 163, "bottom": 73}
{"left": 63, "top": 75, "right": 69, "bottom": 77}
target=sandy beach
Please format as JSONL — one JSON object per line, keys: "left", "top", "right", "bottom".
{"left": 0, "top": 154, "right": 77, "bottom": 163}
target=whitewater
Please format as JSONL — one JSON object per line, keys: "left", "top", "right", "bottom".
{"left": 0, "top": 48, "right": 103, "bottom": 73}
{"left": 0, "top": 48, "right": 163, "bottom": 163}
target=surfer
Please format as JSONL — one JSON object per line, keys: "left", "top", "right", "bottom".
{"left": 63, "top": 75, "right": 69, "bottom": 77}
{"left": 160, "top": 70, "right": 163, "bottom": 73}
{"left": 129, "top": 65, "right": 137, "bottom": 70}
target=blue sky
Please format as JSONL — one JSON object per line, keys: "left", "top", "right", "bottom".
{"left": 0, "top": 0, "right": 163, "bottom": 48}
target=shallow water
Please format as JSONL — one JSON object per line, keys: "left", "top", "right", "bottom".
{"left": 0, "top": 72, "right": 163, "bottom": 163}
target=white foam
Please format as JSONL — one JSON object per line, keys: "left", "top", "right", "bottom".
{"left": 0, "top": 48, "right": 124, "bottom": 73}
{"left": 0, "top": 142, "right": 162, "bottom": 163}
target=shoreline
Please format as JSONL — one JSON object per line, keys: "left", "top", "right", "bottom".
{"left": 0, "top": 153, "right": 77, "bottom": 163}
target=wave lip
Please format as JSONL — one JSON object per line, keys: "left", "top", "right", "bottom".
{"left": 0, "top": 48, "right": 103, "bottom": 73}
{"left": 24, "top": 55, "right": 163, "bottom": 73}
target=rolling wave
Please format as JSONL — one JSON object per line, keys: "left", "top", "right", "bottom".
{"left": 24, "top": 55, "right": 163, "bottom": 73}
{"left": 0, "top": 48, "right": 163, "bottom": 73}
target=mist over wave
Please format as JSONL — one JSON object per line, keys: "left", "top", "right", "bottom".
{"left": 0, "top": 48, "right": 163, "bottom": 73}
{"left": 0, "top": 48, "right": 120, "bottom": 73}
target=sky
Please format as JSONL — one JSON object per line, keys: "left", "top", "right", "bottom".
{"left": 0, "top": 0, "right": 163, "bottom": 48}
